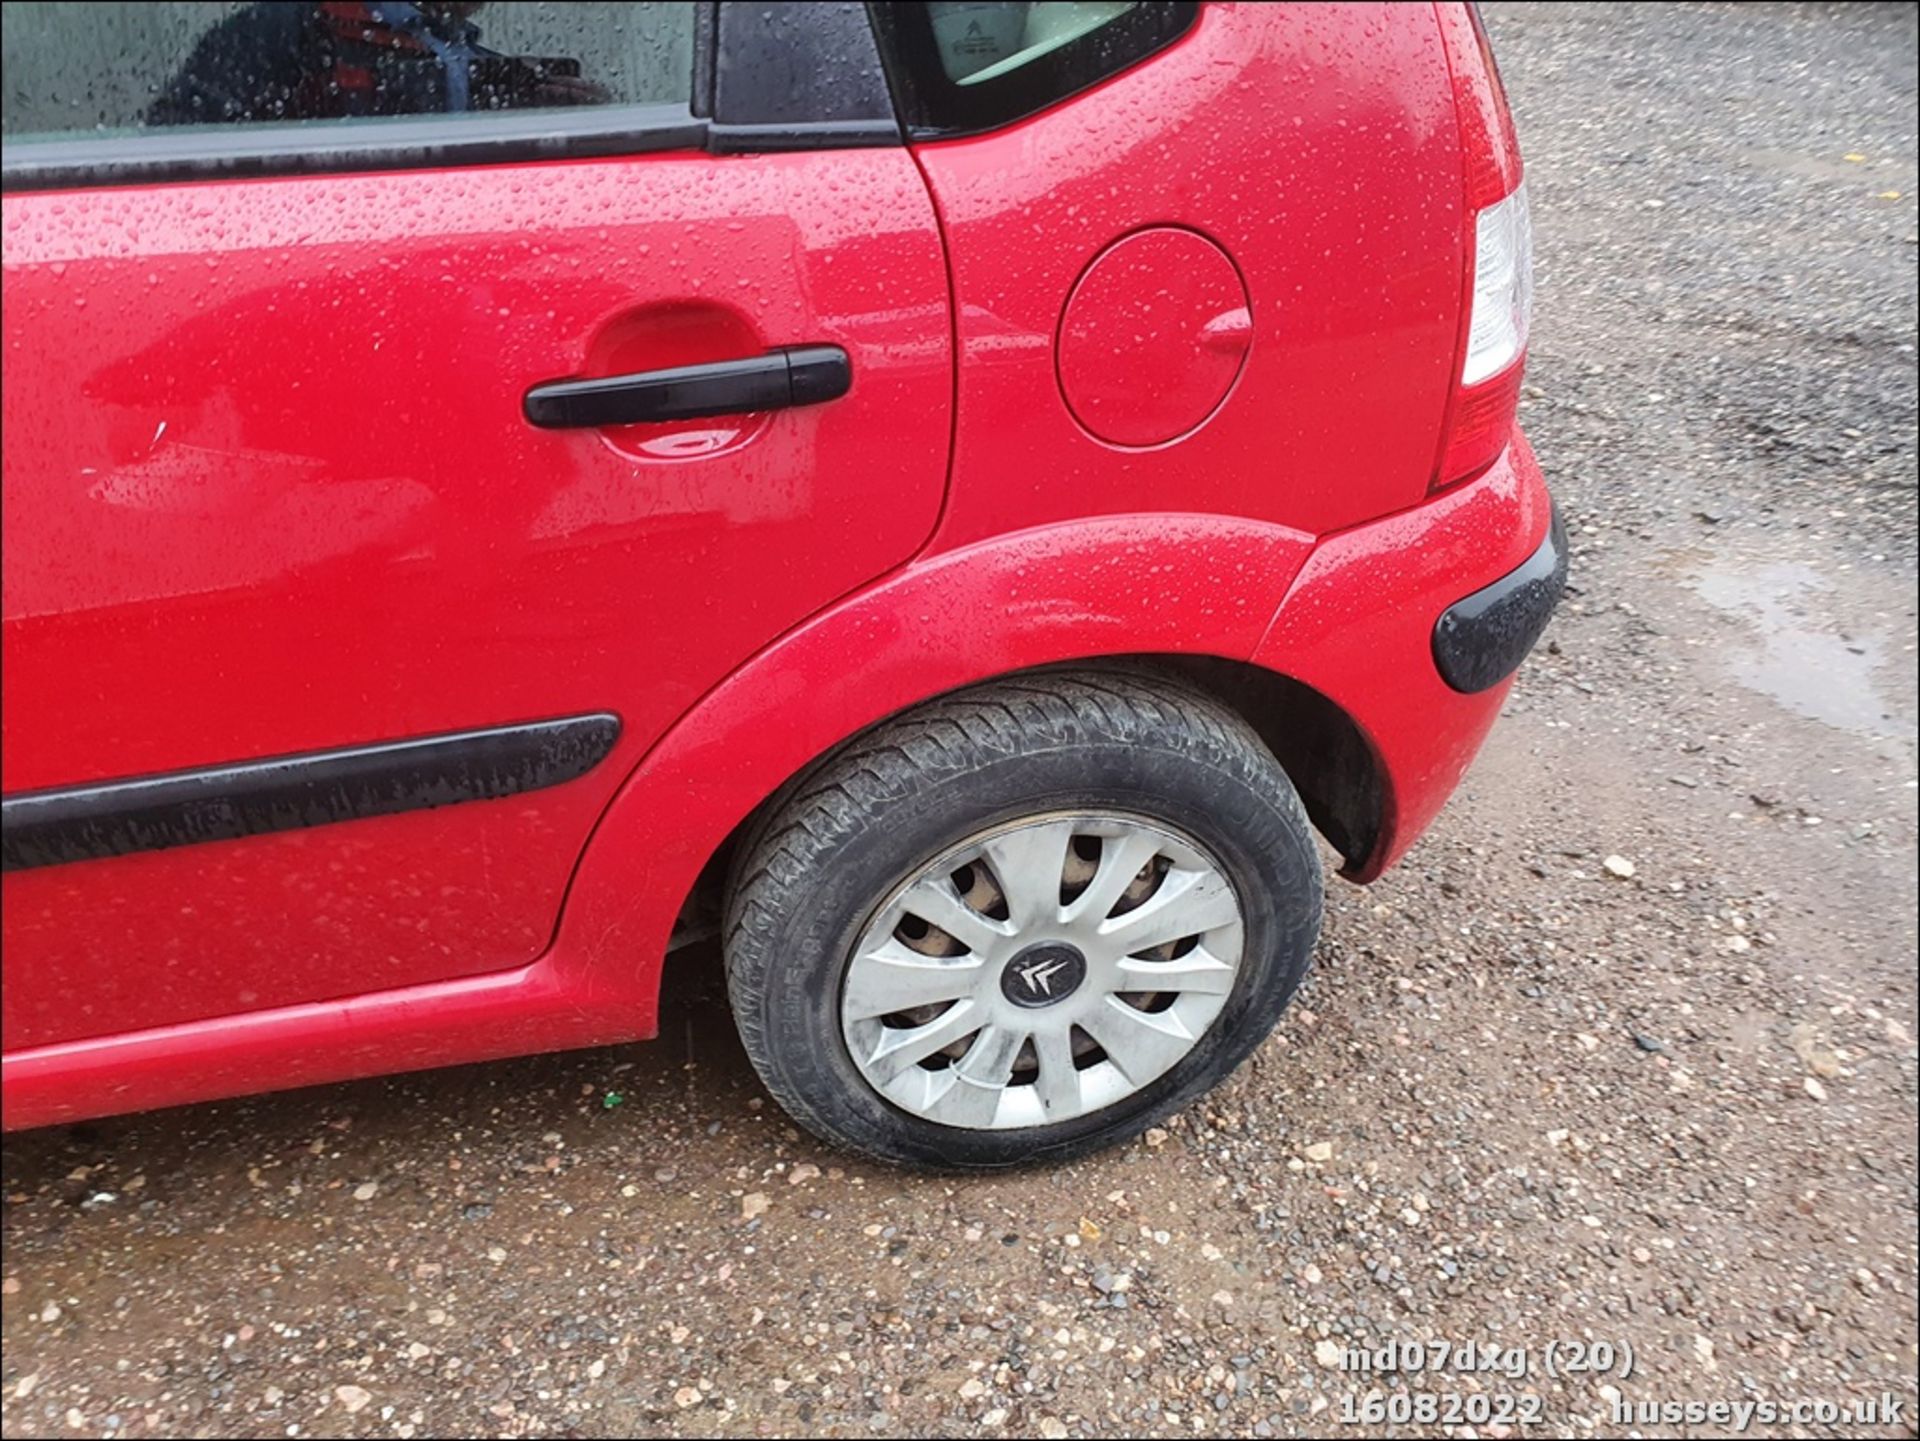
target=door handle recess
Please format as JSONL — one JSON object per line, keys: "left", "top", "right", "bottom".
{"left": 523, "top": 345, "right": 851, "bottom": 429}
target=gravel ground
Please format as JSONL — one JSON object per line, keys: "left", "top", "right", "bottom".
{"left": 4, "top": 4, "right": 1917, "bottom": 1438}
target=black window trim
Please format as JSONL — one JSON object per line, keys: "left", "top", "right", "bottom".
{"left": 692, "top": 0, "right": 719, "bottom": 118}
{"left": 867, "top": 0, "right": 1199, "bottom": 139}
{"left": 1, "top": 103, "right": 710, "bottom": 192}
{"left": 0, "top": 1, "right": 901, "bottom": 193}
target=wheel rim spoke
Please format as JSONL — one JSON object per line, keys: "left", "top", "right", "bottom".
{"left": 954, "top": 1022, "right": 1025, "bottom": 1088}
{"left": 860, "top": 998, "right": 982, "bottom": 1083}
{"left": 1063, "top": 829, "right": 1162, "bottom": 926}
{"left": 979, "top": 820, "right": 1076, "bottom": 929}
{"left": 1029, "top": 1026, "right": 1082, "bottom": 1119}
{"left": 897, "top": 874, "right": 1014, "bottom": 956}
{"left": 843, "top": 941, "right": 987, "bottom": 1021}
{"left": 1115, "top": 950, "right": 1237, "bottom": 996}
{"left": 930, "top": 1024, "right": 1036, "bottom": 1128}
{"left": 1097, "top": 868, "right": 1238, "bottom": 955}
{"left": 924, "top": 1067, "right": 1003, "bottom": 1128}
{"left": 1081, "top": 995, "right": 1198, "bottom": 1085}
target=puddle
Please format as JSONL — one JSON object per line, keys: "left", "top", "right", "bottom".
{"left": 1685, "top": 560, "right": 1909, "bottom": 747}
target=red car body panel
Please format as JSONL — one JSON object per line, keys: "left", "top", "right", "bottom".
{"left": 1, "top": 2, "right": 1548, "bottom": 1129}
{"left": 919, "top": 2, "right": 1464, "bottom": 549}
{"left": 1, "top": 148, "right": 952, "bottom": 1048}
{"left": 1253, "top": 431, "right": 1553, "bottom": 880}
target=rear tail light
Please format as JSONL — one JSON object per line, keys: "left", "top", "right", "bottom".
{"left": 1461, "top": 184, "right": 1532, "bottom": 385}
{"left": 1434, "top": 3, "right": 1531, "bottom": 492}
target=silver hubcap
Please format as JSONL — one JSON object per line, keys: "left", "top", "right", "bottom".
{"left": 840, "top": 812, "right": 1245, "bottom": 1131}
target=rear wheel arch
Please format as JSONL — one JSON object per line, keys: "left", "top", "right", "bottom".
{"left": 1152, "top": 655, "right": 1386, "bottom": 878}
{"left": 662, "top": 655, "right": 1387, "bottom": 966}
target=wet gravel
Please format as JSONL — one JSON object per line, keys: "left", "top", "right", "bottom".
{"left": 4, "top": 4, "right": 1917, "bottom": 1437}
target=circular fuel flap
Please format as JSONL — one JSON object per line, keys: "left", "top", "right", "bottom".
{"left": 1056, "top": 227, "right": 1252, "bottom": 448}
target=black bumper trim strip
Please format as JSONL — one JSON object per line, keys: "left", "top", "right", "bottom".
{"left": 1432, "top": 505, "right": 1568, "bottom": 694}
{"left": 0, "top": 713, "right": 621, "bottom": 873}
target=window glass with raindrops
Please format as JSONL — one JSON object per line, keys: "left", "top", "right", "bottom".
{"left": 0, "top": 1, "right": 694, "bottom": 140}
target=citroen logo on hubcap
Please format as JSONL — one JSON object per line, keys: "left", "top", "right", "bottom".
{"left": 1002, "top": 943, "right": 1087, "bottom": 1009}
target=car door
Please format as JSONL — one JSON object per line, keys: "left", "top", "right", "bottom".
{"left": 0, "top": 2, "right": 950, "bottom": 1050}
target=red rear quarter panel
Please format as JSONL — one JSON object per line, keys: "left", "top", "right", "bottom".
{"left": 917, "top": 1, "right": 1466, "bottom": 552}
{"left": 1255, "top": 431, "right": 1554, "bottom": 879}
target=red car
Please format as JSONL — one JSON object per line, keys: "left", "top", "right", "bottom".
{"left": 0, "top": 1, "right": 1559, "bottom": 1167}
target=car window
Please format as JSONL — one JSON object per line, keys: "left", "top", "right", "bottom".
{"left": 1, "top": 1, "right": 693, "bottom": 140}
{"left": 927, "top": 1, "right": 1135, "bottom": 85}
{"left": 870, "top": 0, "right": 1195, "bottom": 137}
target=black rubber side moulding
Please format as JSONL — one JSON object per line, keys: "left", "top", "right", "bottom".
{"left": 1432, "top": 506, "right": 1568, "bottom": 693}
{"left": 523, "top": 346, "right": 851, "bottom": 429}
{"left": 0, "top": 713, "right": 621, "bottom": 872}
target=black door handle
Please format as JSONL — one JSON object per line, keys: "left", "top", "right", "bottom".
{"left": 523, "top": 345, "right": 851, "bottom": 429}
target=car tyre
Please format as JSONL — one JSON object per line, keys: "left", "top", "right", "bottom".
{"left": 723, "top": 665, "right": 1323, "bottom": 1169}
